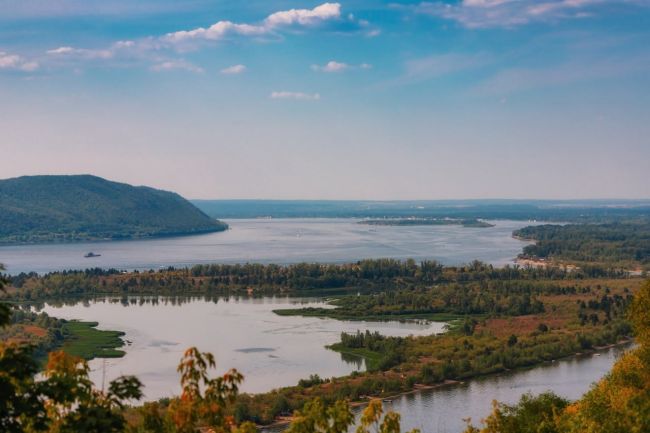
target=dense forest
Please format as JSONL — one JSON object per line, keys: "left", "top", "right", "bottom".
{"left": 0, "top": 175, "right": 227, "bottom": 244}
{"left": 514, "top": 221, "right": 650, "bottom": 269}
{"left": 1, "top": 259, "right": 629, "bottom": 303}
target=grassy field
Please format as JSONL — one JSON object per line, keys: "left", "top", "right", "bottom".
{"left": 61, "top": 321, "right": 126, "bottom": 359}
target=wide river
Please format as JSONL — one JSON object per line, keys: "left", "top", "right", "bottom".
{"left": 38, "top": 296, "right": 626, "bottom": 433}
{"left": 0, "top": 218, "right": 534, "bottom": 274}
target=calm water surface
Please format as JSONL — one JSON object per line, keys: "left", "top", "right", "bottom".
{"left": 1, "top": 219, "right": 534, "bottom": 274}
{"left": 262, "top": 346, "right": 627, "bottom": 433}
{"left": 384, "top": 345, "right": 627, "bottom": 433}
{"left": 39, "top": 296, "right": 444, "bottom": 398}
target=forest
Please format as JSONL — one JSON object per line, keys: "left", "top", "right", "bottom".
{"left": 514, "top": 221, "right": 650, "bottom": 269}
{"left": 0, "top": 175, "right": 227, "bottom": 244}
{"left": 2, "top": 259, "right": 629, "bottom": 303}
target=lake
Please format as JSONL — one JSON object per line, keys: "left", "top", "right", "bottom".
{"left": 39, "top": 296, "right": 444, "bottom": 397}
{"left": 0, "top": 218, "right": 534, "bottom": 274}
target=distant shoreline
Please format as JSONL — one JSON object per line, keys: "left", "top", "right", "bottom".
{"left": 0, "top": 225, "right": 228, "bottom": 247}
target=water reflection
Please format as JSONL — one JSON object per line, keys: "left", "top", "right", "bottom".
{"left": 39, "top": 296, "right": 443, "bottom": 399}
{"left": 339, "top": 352, "right": 365, "bottom": 370}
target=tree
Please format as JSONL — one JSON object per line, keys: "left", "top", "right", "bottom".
{"left": 286, "top": 398, "right": 419, "bottom": 433}
{"left": 1, "top": 263, "right": 143, "bottom": 433}
{"left": 463, "top": 279, "right": 650, "bottom": 433}
{"left": 167, "top": 347, "right": 252, "bottom": 433}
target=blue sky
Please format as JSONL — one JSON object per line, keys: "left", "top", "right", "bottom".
{"left": 1, "top": 0, "right": 649, "bottom": 199}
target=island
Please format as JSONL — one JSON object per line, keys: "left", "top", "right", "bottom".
{"left": 358, "top": 218, "right": 495, "bottom": 228}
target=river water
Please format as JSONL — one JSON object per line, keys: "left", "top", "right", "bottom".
{"left": 384, "top": 345, "right": 626, "bottom": 433}
{"left": 0, "top": 219, "right": 533, "bottom": 274}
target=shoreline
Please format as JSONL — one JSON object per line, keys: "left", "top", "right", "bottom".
{"left": 258, "top": 339, "right": 633, "bottom": 431}
{"left": 0, "top": 225, "right": 228, "bottom": 248}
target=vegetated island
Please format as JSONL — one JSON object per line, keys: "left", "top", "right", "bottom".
{"left": 513, "top": 220, "right": 650, "bottom": 271}
{"left": 0, "top": 174, "right": 228, "bottom": 244}
{"left": 358, "top": 218, "right": 495, "bottom": 228}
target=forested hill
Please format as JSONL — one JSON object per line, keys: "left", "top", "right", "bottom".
{"left": 0, "top": 175, "right": 227, "bottom": 243}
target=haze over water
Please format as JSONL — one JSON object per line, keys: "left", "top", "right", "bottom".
{"left": 0, "top": 218, "right": 533, "bottom": 274}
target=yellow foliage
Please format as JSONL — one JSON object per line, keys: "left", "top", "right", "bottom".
{"left": 559, "top": 279, "right": 650, "bottom": 433}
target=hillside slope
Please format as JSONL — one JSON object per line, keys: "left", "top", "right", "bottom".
{"left": 0, "top": 175, "right": 227, "bottom": 243}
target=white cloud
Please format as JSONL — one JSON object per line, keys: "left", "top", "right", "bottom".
{"left": 164, "top": 22, "right": 267, "bottom": 43}
{"left": 265, "top": 3, "right": 341, "bottom": 27}
{"left": 311, "top": 60, "right": 373, "bottom": 72}
{"left": 21, "top": 3, "right": 371, "bottom": 72}
{"left": 114, "top": 40, "right": 135, "bottom": 48}
{"left": 47, "top": 45, "right": 114, "bottom": 59}
{"left": 311, "top": 60, "right": 349, "bottom": 72}
{"left": 415, "top": 0, "right": 647, "bottom": 28}
{"left": 270, "top": 91, "right": 321, "bottom": 100}
{"left": 221, "top": 64, "right": 247, "bottom": 74}
{"left": 0, "top": 51, "right": 39, "bottom": 72}
{"left": 151, "top": 60, "right": 204, "bottom": 73}
{"left": 164, "top": 3, "right": 344, "bottom": 44}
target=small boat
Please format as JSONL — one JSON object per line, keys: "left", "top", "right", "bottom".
{"left": 84, "top": 252, "right": 101, "bottom": 258}
{"left": 382, "top": 399, "right": 392, "bottom": 403}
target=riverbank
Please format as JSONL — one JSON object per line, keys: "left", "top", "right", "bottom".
{"left": 258, "top": 339, "right": 633, "bottom": 431}
{"left": 59, "top": 320, "right": 126, "bottom": 359}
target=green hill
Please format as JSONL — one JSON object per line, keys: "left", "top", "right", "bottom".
{"left": 0, "top": 175, "right": 227, "bottom": 244}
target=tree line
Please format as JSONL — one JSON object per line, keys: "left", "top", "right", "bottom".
{"left": 3, "top": 259, "right": 629, "bottom": 303}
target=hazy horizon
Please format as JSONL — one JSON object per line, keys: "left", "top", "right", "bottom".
{"left": 2, "top": 1, "right": 650, "bottom": 200}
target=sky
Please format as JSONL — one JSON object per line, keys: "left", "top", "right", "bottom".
{"left": 1, "top": 0, "right": 649, "bottom": 200}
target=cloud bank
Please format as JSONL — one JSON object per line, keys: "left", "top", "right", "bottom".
{"left": 163, "top": 3, "right": 348, "bottom": 44}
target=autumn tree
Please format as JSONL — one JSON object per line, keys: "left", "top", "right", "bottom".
{"left": 463, "top": 279, "right": 650, "bottom": 433}
{"left": 287, "top": 398, "right": 419, "bottom": 433}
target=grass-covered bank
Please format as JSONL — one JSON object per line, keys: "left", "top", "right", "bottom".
{"left": 273, "top": 305, "right": 464, "bottom": 323}
{"left": 60, "top": 320, "right": 126, "bottom": 359}
{"left": 1, "top": 309, "right": 126, "bottom": 363}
